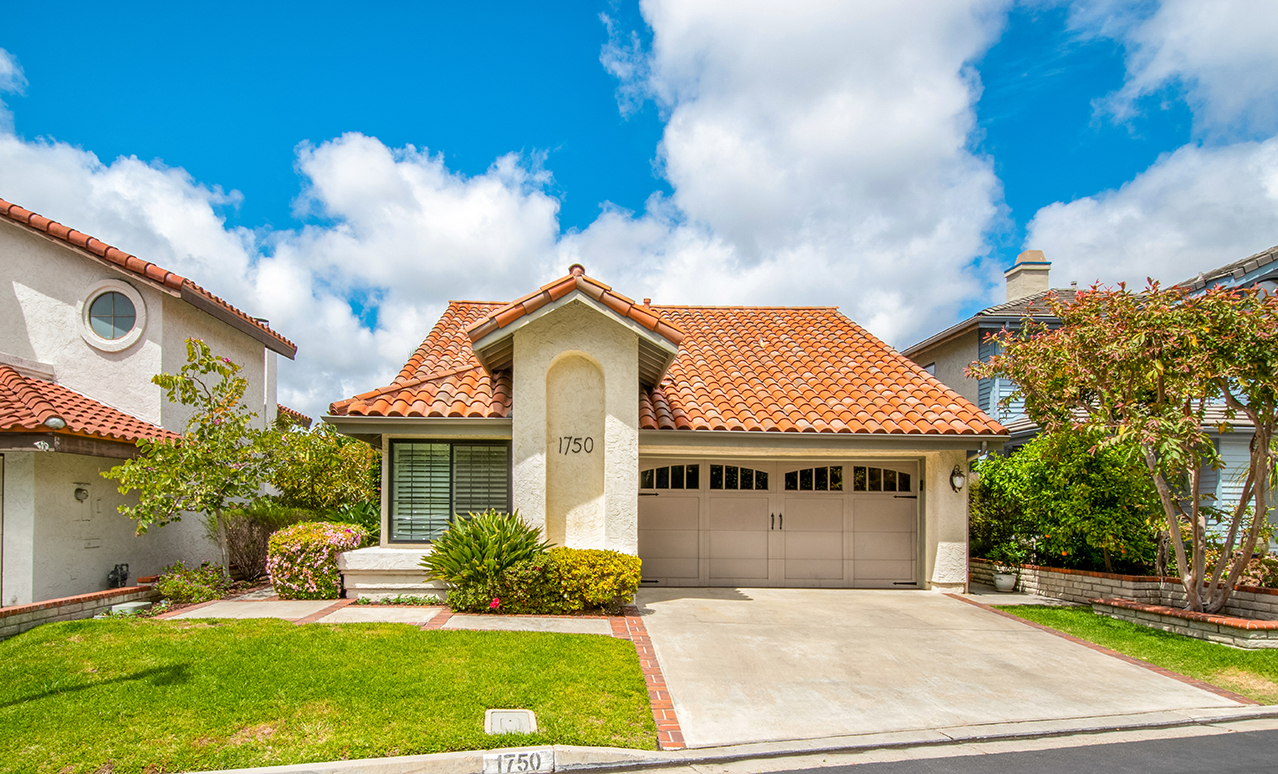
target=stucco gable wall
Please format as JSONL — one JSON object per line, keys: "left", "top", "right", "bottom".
{"left": 512, "top": 299, "right": 640, "bottom": 554}
{"left": 1, "top": 223, "right": 167, "bottom": 425}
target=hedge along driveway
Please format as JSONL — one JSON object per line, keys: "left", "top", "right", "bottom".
{"left": 0, "top": 618, "right": 656, "bottom": 774}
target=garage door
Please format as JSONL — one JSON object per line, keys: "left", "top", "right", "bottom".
{"left": 638, "top": 459, "right": 919, "bottom": 588}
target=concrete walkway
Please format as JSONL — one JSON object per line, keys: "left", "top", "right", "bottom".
{"left": 165, "top": 598, "right": 614, "bottom": 634}
{"left": 636, "top": 588, "right": 1245, "bottom": 748}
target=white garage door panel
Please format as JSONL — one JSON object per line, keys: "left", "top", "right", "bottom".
{"left": 856, "top": 508, "right": 917, "bottom": 532}
{"left": 639, "top": 495, "right": 701, "bottom": 582}
{"left": 783, "top": 499, "right": 843, "bottom": 531}
{"left": 855, "top": 561, "right": 916, "bottom": 585}
{"left": 709, "top": 497, "right": 769, "bottom": 580}
{"left": 854, "top": 531, "right": 914, "bottom": 560}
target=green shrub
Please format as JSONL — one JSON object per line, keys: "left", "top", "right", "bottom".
{"left": 465, "top": 547, "right": 642, "bottom": 615}
{"left": 154, "top": 561, "right": 231, "bottom": 603}
{"left": 206, "top": 501, "right": 316, "bottom": 581}
{"left": 328, "top": 500, "right": 380, "bottom": 545}
{"left": 267, "top": 521, "right": 367, "bottom": 599}
{"left": 972, "top": 429, "right": 1160, "bottom": 574}
{"left": 420, "top": 510, "right": 550, "bottom": 590}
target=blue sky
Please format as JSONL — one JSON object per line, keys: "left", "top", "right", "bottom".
{"left": 3, "top": 1, "right": 1278, "bottom": 419}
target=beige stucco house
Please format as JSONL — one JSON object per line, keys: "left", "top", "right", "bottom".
{"left": 328, "top": 266, "right": 1006, "bottom": 597}
{"left": 0, "top": 197, "right": 297, "bottom": 606}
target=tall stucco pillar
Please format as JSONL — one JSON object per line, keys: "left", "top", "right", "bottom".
{"left": 924, "top": 449, "right": 969, "bottom": 592}
{"left": 1, "top": 452, "right": 36, "bottom": 606}
{"left": 511, "top": 300, "right": 640, "bottom": 554}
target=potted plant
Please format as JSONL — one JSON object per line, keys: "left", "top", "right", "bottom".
{"left": 986, "top": 542, "right": 1027, "bottom": 593}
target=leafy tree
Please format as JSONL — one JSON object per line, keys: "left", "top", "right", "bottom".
{"left": 971, "top": 430, "right": 1160, "bottom": 574}
{"left": 267, "top": 423, "right": 380, "bottom": 513}
{"left": 970, "top": 282, "right": 1278, "bottom": 613}
{"left": 104, "top": 339, "right": 273, "bottom": 574}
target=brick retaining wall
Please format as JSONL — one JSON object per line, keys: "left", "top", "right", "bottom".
{"left": 1094, "top": 598, "right": 1278, "bottom": 649}
{"left": 0, "top": 586, "right": 159, "bottom": 641}
{"left": 971, "top": 558, "right": 1278, "bottom": 620}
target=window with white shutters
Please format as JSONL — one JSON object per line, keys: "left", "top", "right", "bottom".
{"left": 388, "top": 440, "right": 510, "bottom": 543}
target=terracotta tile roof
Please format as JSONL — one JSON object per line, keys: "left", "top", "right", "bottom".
{"left": 332, "top": 297, "right": 1003, "bottom": 436}
{"left": 0, "top": 366, "right": 179, "bottom": 444}
{"left": 330, "top": 302, "right": 511, "bottom": 418}
{"left": 464, "top": 265, "right": 685, "bottom": 347}
{"left": 276, "top": 404, "right": 313, "bottom": 429}
{"left": 0, "top": 197, "right": 296, "bottom": 358}
{"left": 640, "top": 307, "right": 1001, "bottom": 435}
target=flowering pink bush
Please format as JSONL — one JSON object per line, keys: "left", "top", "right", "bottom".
{"left": 266, "top": 521, "right": 366, "bottom": 600}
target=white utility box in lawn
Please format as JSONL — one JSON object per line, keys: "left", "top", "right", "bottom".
{"left": 485, "top": 709, "right": 538, "bottom": 734}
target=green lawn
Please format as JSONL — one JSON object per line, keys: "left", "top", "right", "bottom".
{"left": 0, "top": 618, "right": 656, "bottom": 774}
{"left": 997, "top": 605, "right": 1278, "bottom": 704}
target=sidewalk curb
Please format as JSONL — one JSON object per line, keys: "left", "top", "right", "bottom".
{"left": 198, "top": 705, "right": 1278, "bottom": 773}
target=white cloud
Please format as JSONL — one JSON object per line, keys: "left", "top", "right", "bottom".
{"left": 1025, "top": 138, "right": 1278, "bottom": 287}
{"left": 1, "top": 3, "right": 1022, "bottom": 417}
{"left": 0, "top": 48, "right": 28, "bottom": 132}
{"left": 1072, "top": 0, "right": 1278, "bottom": 139}
{"left": 1021, "top": 1, "right": 1278, "bottom": 287}
{"left": 576, "top": 0, "right": 1013, "bottom": 346}
{"left": 0, "top": 131, "right": 562, "bottom": 420}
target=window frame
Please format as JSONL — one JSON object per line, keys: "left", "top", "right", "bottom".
{"left": 79, "top": 279, "right": 147, "bottom": 353}
{"left": 386, "top": 438, "right": 512, "bottom": 544}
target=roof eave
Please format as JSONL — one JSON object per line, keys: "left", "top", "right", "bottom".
{"left": 179, "top": 286, "right": 297, "bottom": 359}
{"left": 470, "top": 292, "right": 680, "bottom": 387}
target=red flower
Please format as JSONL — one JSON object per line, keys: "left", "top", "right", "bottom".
{"left": 489, "top": 598, "right": 501, "bottom": 610}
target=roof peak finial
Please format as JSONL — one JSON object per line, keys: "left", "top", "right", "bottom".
{"left": 569, "top": 263, "right": 585, "bottom": 277}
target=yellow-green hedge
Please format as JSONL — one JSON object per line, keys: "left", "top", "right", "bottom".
{"left": 454, "top": 547, "right": 641, "bottom": 615}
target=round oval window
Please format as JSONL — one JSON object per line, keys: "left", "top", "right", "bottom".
{"left": 88, "top": 291, "right": 137, "bottom": 340}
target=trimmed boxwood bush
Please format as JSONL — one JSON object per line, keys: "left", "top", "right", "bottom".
{"left": 154, "top": 561, "right": 231, "bottom": 603}
{"left": 267, "top": 521, "right": 367, "bottom": 600}
{"left": 453, "top": 547, "right": 642, "bottom": 615}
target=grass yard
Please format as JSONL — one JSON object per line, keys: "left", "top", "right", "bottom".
{"left": 998, "top": 605, "right": 1278, "bottom": 704}
{"left": 0, "top": 618, "right": 656, "bottom": 774}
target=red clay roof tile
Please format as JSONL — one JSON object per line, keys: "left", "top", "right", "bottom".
{"left": 0, "top": 366, "right": 179, "bottom": 445}
{"left": 0, "top": 197, "right": 296, "bottom": 357}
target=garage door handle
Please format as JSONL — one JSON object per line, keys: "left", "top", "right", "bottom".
{"left": 779, "top": 513, "right": 783, "bottom": 530}
{"left": 771, "top": 513, "right": 775, "bottom": 530}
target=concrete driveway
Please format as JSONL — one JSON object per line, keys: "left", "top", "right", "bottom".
{"left": 637, "top": 588, "right": 1244, "bottom": 748}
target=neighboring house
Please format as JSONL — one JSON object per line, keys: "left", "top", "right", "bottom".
{"left": 902, "top": 250, "right": 1075, "bottom": 448}
{"left": 1179, "top": 244, "right": 1278, "bottom": 517}
{"left": 326, "top": 265, "right": 1006, "bottom": 598}
{"left": 904, "top": 242, "right": 1278, "bottom": 521}
{"left": 0, "top": 197, "right": 297, "bottom": 607}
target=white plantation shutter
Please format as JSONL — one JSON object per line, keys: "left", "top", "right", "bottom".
{"left": 390, "top": 442, "right": 451, "bottom": 542}
{"left": 389, "top": 441, "right": 511, "bottom": 542}
{"left": 452, "top": 443, "right": 510, "bottom": 517}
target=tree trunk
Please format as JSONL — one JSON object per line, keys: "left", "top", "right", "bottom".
{"left": 1144, "top": 446, "right": 1199, "bottom": 611}
{"left": 1155, "top": 530, "right": 1169, "bottom": 578}
{"left": 216, "top": 509, "right": 231, "bottom": 578}
{"left": 1102, "top": 545, "right": 1113, "bottom": 574}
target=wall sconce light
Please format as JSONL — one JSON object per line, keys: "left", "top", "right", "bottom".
{"left": 949, "top": 465, "right": 966, "bottom": 492}
{"left": 74, "top": 487, "right": 89, "bottom": 502}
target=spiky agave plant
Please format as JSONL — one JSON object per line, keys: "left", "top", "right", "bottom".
{"left": 420, "top": 509, "right": 551, "bottom": 588}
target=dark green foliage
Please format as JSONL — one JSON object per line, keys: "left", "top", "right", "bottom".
{"left": 328, "top": 500, "right": 381, "bottom": 545}
{"left": 972, "top": 429, "right": 1161, "bottom": 573}
{"left": 455, "top": 547, "right": 643, "bottom": 615}
{"left": 205, "top": 502, "right": 316, "bottom": 581}
{"left": 420, "top": 510, "right": 551, "bottom": 589}
{"left": 153, "top": 561, "right": 231, "bottom": 603}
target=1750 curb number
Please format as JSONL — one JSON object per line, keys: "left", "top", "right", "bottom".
{"left": 482, "top": 749, "right": 553, "bottom": 773}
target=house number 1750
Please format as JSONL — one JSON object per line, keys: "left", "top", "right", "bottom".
{"left": 557, "top": 436, "right": 594, "bottom": 454}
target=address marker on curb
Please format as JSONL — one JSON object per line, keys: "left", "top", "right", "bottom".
{"left": 481, "top": 748, "right": 553, "bottom": 773}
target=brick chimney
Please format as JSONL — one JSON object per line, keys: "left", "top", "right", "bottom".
{"left": 1005, "top": 250, "right": 1050, "bottom": 302}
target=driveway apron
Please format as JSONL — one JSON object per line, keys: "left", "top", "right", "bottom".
{"left": 637, "top": 588, "right": 1243, "bottom": 748}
